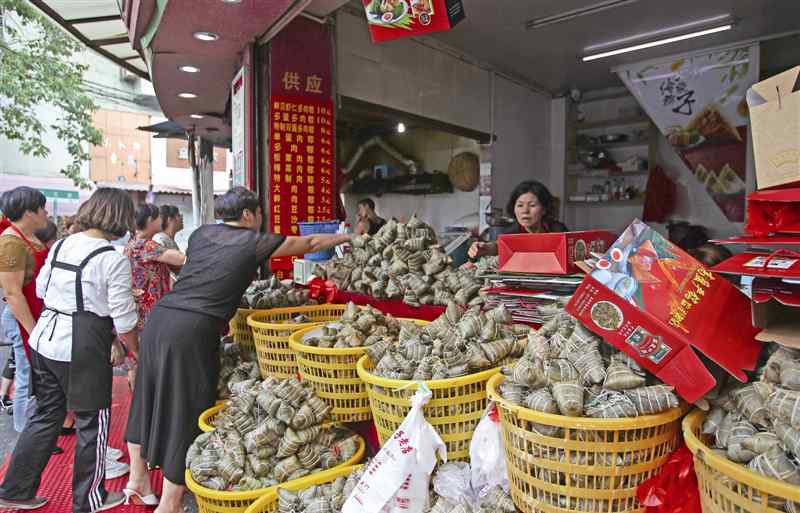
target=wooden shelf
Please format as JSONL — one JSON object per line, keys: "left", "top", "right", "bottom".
{"left": 572, "top": 140, "right": 650, "bottom": 151}
{"left": 575, "top": 116, "right": 651, "bottom": 131}
{"left": 568, "top": 169, "right": 650, "bottom": 178}
{"left": 567, "top": 198, "right": 644, "bottom": 207}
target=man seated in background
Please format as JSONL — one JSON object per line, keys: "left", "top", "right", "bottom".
{"left": 354, "top": 198, "right": 386, "bottom": 236}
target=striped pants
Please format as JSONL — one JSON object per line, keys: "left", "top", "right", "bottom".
{"left": 0, "top": 351, "right": 109, "bottom": 513}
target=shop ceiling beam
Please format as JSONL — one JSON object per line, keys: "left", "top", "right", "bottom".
{"left": 28, "top": 0, "right": 149, "bottom": 81}
{"left": 68, "top": 15, "right": 122, "bottom": 24}
{"left": 93, "top": 36, "right": 132, "bottom": 47}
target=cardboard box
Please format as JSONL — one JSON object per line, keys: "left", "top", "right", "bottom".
{"left": 746, "top": 66, "right": 800, "bottom": 190}
{"left": 745, "top": 188, "right": 800, "bottom": 236}
{"left": 750, "top": 278, "right": 800, "bottom": 348}
{"left": 566, "top": 219, "right": 762, "bottom": 403}
{"left": 498, "top": 230, "right": 617, "bottom": 275}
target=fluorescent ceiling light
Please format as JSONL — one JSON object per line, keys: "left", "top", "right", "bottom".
{"left": 526, "top": 0, "right": 639, "bottom": 30}
{"left": 190, "top": 114, "right": 204, "bottom": 119}
{"left": 193, "top": 31, "right": 219, "bottom": 41}
{"left": 179, "top": 65, "right": 200, "bottom": 73}
{"left": 582, "top": 24, "right": 733, "bottom": 62}
{"left": 584, "top": 14, "right": 732, "bottom": 51}
{"left": 178, "top": 92, "right": 198, "bottom": 98}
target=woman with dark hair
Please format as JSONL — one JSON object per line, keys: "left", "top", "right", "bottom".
{"left": 0, "top": 188, "right": 140, "bottom": 512}
{"left": 124, "top": 204, "right": 185, "bottom": 333}
{"left": 468, "top": 180, "right": 567, "bottom": 259}
{"left": 0, "top": 219, "right": 59, "bottom": 431}
{"left": 123, "top": 204, "right": 185, "bottom": 393}
{"left": 124, "top": 186, "right": 352, "bottom": 513}
{"left": 153, "top": 205, "right": 182, "bottom": 252}
{"left": 0, "top": 187, "right": 49, "bottom": 436}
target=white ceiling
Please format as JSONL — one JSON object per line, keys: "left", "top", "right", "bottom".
{"left": 428, "top": 0, "right": 800, "bottom": 95}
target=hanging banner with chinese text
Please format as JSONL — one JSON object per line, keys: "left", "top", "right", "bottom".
{"left": 362, "top": 0, "right": 465, "bottom": 44}
{"left": 231, "top": 66, "right": 249, "bottom": 188}
{"left": 268, "top": 17, "right": 335, "bottom": 278}
{"left": 616, "top": 44, "right": 759, "bottom": 222}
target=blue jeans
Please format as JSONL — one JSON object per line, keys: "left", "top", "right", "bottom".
{"left": 1, "top": 307, "right": 36, "bottom": 432}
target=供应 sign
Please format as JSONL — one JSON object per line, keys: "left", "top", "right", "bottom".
{"left": 268, "top": 17, "right": 336, "bottom": 279}
{"left": 362, "top": 0, "right": 465, "bottom": 43}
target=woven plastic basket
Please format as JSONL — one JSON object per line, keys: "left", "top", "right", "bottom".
{"left": 487, "top": 374, "right": 685, "bottom": 513}
{"left": 247, "top": 305, "right": 347, "bottom": 379}
{"left": 684, "top": 409, "right": 800, "bottom": 513}
{"left": 289, "top": 319, "right": 429, "bottom": 424}
{"left": 185, "top": 434, "right": 365, "bottom": 513}
{"left": 244, "top": 465, "right": 363, "bottom": 513}
{"left": 198, "top": 403, "right": 226, "bottom": 433}
{"left": 357, "top": 354, "right": 502, "bottom": 461}
{"left": 231, "top": 308, "right": 257, "bottom": 349}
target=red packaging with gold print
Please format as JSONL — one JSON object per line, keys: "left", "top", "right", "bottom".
{"left": 566, "top": 219, "right": 762, "bottom": 403}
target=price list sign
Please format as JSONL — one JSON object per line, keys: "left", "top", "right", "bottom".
{"left": 267, "top": 17, "right": 335, "bottom": 277}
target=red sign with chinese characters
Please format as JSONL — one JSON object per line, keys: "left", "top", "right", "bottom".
{"left": 268, "top": 17, "right": 335, "bottom": 278}
{"left": 362, "top": 0, "right": 465, "bottom": 43}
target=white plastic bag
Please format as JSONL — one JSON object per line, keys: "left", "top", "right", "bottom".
{"left": 469, "top": 402, "right": 508, "bottom": 497}
{"left": 343, "top": 384, "right": 447, "bottom": 513}
{"left": 432, "top": 462, "right": 475, "bottom": 508}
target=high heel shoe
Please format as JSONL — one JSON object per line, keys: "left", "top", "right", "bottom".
{"left": 123, "top": 488, "right": 159, "bottom": 506}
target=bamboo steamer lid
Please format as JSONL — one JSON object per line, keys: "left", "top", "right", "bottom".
{"left": 448, "top": 152, "right": 479, "bottom": 192}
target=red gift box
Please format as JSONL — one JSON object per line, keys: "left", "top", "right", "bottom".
{"left": 566, "top": 220, "right": 762, "bottom": 403}
{"left": 498, "top": 231, "right": 617, "bottom": 275}
{"left": 745, "top": 188, "right": 800, "bottom": 237}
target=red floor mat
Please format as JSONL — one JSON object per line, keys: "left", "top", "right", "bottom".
{"left": 0, "top": 377, "right": 162, "bottom": 512}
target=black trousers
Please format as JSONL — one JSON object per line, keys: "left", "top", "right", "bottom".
{"left": 0, "top": 351, "right": 109, "bottom": 513}
{"left": 1, "top": 348, "right": 14, "bottom": 381}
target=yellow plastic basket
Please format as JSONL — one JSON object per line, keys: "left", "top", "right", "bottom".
{"left": 357, "top": 353, "right": 502, "bottom": 461}
{"left": 684, "top": 409, "right": 800, "bottom": 513}
{"left": 198, "top": 403, "right": 227, "bottom": 433}
{"left": 289, "top": 319, "right": 429, "bottom": 424}
{"left": 185, "top": 433, "right": 365, "bottom": 513}
{"left": 247, "top": 305, "right": 347, "bottom": 379}
{"left": 230, "top": 308, "right": 257, "bottom": 349}
{"left": 487, "top": 374, "right": 686, "bottom": 513}
{"left": 244, "top": 465, "right": 363, "bottom": 513}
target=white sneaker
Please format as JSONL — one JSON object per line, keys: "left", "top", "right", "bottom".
{"left": 106, "top": 447, "right": 123, "bottom": 461}
{"left": 105, "top": 459, "right": 130, "bottom": 480}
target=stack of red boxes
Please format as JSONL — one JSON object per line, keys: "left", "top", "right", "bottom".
{"left": 488, "top": 231, "right": 617, "bottom": 325}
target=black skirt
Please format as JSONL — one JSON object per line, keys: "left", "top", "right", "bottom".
{"left": 125, "top": 304, "right": 221, "bottom": 485}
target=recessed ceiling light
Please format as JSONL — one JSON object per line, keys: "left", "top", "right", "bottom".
{"left": 582, "top": 24, "right": 733, "bottom": 62}
{"left": 179, "top": 65, "right": 200, "bottom": 73}
{"left": 193, "top": 31, "right": 219, "bottom": 42}
{"left": 190, "top": 114, "right": 204, "bottom": 119}
{"left": 178, "top": 92, "right": 197, "bottom": 99}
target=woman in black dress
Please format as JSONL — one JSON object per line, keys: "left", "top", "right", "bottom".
{"left": 123, "top": 187, "right": 351, "bottom": 513}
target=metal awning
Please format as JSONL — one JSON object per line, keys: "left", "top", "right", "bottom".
{"left": 28, "top": 0, "right": 148, "bottom": 80}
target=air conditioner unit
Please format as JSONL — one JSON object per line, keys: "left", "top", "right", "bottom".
{"left": 119, "top": 67, "right": 139, "bottom": 83}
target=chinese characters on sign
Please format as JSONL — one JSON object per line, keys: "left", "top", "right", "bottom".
{"left": 268, "top": 96, "right": 335, "bottom": 277}
{"left": 267, "top": 17, "right": 335, "bottom": 279}
{"left": 617, "top": 44, "right": 760, "bottom": 222}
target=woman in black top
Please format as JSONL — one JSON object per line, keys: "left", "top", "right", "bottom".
{"left": 468, "top": 180, "right": 567, "bottom": 259}
{"left": 123, "top": 187, "right": 351, "bottom": 513}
